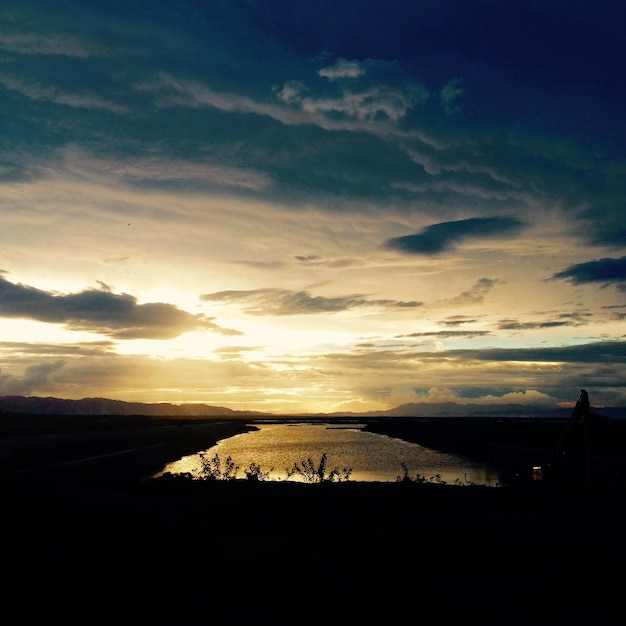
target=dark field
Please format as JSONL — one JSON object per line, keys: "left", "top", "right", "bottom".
{"left": 2, "top": 414, "right": 625, "bottom": 622}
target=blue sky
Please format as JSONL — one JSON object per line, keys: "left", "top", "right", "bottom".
{"left": 1, "top": 1, "right": 625, "bottom": 413}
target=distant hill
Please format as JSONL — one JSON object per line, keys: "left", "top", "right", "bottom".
{"left": 326, "top": 401, "right": 626, "bottom": 419}
{"left": 0, "top": 395, "right": 265, "bottom": 418}
{"left": 1, "top": 395, "right": 625, "bottom": 419}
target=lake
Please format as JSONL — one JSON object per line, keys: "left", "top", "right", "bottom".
{"left": 155, "top": 421, "right": 508, "bottom": 486}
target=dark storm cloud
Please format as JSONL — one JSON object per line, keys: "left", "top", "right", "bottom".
{"left": 498, "top": 320, "right": 573, "bottom": 331}
{"left": 396, "top": 330, "right": 491, "bottom": 339}
{"left": 498, "top": 311, "right": 592, "bottom": 330}
{"left": 200, "top": 288, "right": 422, "bottom": 315}
{"left": 551, "top": 256, "right": 626, "bottom": 292}
{"left": 0, "top": 359, "right": 66, "bottom": 395}
{"left": 325, "top": 341, "right": 626, "bottom": 377}
{"left": 0, "top": 340, "right": 116, "bottom": 356}
{"left": 383, "top": 217, "right": 524, "bottom": 255}
{"left": 293, "top": 255, "right": 359, "bottom": 269}
{"left": 589, "top": 226, "right": 626, "bottom": 249}
{"left": 439, "top": 316, "right": 479, "bottom": 327}
{"left": 441, "top": 341, "right": 626, "bottom": 365}
{"left": 0, "top": 275, "right": 239, "bottom": 339}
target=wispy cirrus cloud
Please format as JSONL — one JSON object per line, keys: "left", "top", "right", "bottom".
{"left": 137, "top": 69, "right": 430, "bottom": 135}
{"left": 435, "top": 278, "right": 499, "bottom": 307}
{"left": 0, "top": 32, "right": 100, "bottom": 57}
{"left": 318, "top": 58, "right": 365, "bottom": 80}
{"left": 59, "top": 146, "right": 273, "bottom": 191}
{"left": 0, "top": 75, "right": 127, "bottom": 113}
{"left": 200, "top": 287, "right": 422, "bottom": 315}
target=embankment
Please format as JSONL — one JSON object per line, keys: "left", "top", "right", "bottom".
{"left": 0, "top": 413, "right": 256, "bottom": 480}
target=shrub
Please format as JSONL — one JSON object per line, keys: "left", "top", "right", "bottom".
{"left": 454, "top": 473, "right": 478, "bottom": 486}
{"left": 397, "top": 462, "right": 447, "bottom": 484}
{"left": 286, "top": 453, "right": 352, "bottom": 483}
{"left": 244, "top": 462, "right": 272, "bottom": 482}
{"left": 196, "top": 452, "right": 239, "bottom": 480}
{"left": 162, "top": 453, "right": 479, "bottom": 486}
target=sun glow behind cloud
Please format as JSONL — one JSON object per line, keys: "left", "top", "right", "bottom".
{"left": 0, "top": 1, "right": 625, "bottom": 412}
{"left": 0, "top": 319, "right": 100, "bottom": 345}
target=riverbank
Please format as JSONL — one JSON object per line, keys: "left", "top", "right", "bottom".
{"left": 363, "top": 415, "right": 626, "bottom": 486}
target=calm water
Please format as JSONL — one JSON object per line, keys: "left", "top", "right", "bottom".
{"left": 156, "top": 422, "right": 506, "bottom": 486}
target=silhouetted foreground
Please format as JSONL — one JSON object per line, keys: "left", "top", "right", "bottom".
{"left": 2, "top": 414, "right": 625, "bottom": 623}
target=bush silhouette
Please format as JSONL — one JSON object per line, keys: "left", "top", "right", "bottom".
{"left": 286, "top": 453, "right": 352, "bottom": 483}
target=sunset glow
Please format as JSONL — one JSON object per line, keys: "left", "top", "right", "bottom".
{"left": 1, "top": 1, "right": 624, "bottom": 414}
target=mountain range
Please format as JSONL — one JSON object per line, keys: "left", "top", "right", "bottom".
{"left": 2, "top": 395, "right": 626, "bottom": 419}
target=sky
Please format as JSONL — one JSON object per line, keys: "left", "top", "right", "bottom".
{"left": 1, "top": 1, "right": 625, "bottom": 415}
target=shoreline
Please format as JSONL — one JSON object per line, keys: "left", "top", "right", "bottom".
{"left": 3, "top": 412, "right": 626, "bottom": 485}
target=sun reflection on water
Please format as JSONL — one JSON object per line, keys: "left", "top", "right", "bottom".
{"left": 156, "top": 422, "right": 504, "bottom": 486}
